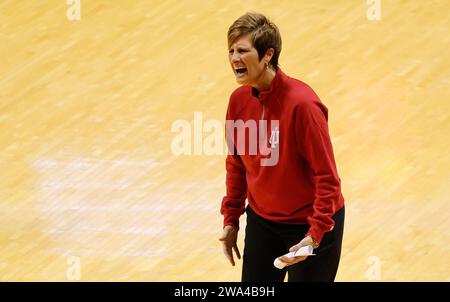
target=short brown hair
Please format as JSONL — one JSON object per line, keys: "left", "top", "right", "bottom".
{"left": 227, "top": 12, "right": 282, "bottom": 70}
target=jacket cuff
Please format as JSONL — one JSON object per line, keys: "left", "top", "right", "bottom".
{"left": 223, "top": 216, "right": 240, "bottom": 230}
{"left": 305, "top": 226, "right": 325, "bottom": 246}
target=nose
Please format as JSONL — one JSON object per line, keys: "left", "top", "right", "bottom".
{"left": 230, "top": 51, "right": 241, "bottom": 63}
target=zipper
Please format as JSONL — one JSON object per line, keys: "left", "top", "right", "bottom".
{"left": 259, "top": 99, "right": 267, "bottom": 156}
{"left": 258, "top": 94, "right": 265, "bottom": 121}
{"left": 260, "top": 102, "right": 265, "bottom": 120}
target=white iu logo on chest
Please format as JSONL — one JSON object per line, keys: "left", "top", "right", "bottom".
{"left": 269, "top": 127, "right": 279, "bottom": 149}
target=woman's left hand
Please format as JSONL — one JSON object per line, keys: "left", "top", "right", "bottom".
{"left": 278, "top": 235, "right": 317, "bottom": 267}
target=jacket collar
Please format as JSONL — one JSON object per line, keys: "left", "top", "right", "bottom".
{"left": 251, "top": 68, "right": 286, "bottom": 104}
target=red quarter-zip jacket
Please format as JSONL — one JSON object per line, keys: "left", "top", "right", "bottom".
{"left": 221, "top": 68, "right": 344, "bottom": 244}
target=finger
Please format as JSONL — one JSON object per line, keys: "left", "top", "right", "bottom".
{"left": 289, "top": 244, "right": 300, "bottom": 252}
{"left": 293, "top": 256, "right": 307, "bottom": 262}
{"left": 227, "top": 251, "right": 235, "bottom": 266}
{"left": 233, "top": 245, "right": 241, "bottom": 260}
{"left": 289, "top": 240, "right": 310, "bottom": 252}
{"left": 287, "top": 256, "right": 307, "bottom": 266}
{"left": 279, "top": 256, "right": 295, "bottom": 264}
{"left": 279, "top": 256, "right": 307, "bottom": 267}
{"left": 223, "top": 246, "right": 235, "bottom": 266}
{"left": 227, "top": 254, "right": 235, "bottom": 266}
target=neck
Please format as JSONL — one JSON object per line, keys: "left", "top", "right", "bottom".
{"left": 252, "top": 67, "right": 276, "bottom": 93}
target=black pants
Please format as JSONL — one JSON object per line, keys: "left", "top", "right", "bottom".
{"left": 242, "top": 206, "right": 345, "bottom": 282}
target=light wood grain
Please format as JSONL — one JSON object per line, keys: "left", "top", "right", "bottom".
{"left": 0, "top": 0, "right": 449, "bottom": 281}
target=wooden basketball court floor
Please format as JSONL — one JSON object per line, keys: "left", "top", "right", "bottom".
{"left": 0, "top": 0, "right": 449, "bottom": 281}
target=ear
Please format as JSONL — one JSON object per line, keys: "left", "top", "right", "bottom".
{"left": 265, "top": 48, "right": 275, "bottom": 62}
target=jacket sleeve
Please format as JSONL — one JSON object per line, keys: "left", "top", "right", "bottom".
{"left": 294, "top": 100, "right": 342, "bottom": 244}
{"left": 220, "top": 106, "right": 247, "bottom": 229}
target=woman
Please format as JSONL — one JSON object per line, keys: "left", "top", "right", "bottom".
{"left": 219, "top": 12, "right": 345, "bottom": 282}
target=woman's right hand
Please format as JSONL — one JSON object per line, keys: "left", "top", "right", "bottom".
{"left": 219, "top": 225, "right": 241, "bottom": 266}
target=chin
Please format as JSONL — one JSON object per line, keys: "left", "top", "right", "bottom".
{"left": 236, "top": 77, "right": 248, "bottom": 85}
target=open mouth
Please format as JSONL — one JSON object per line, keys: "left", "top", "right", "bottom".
{"left": 235, "top": 67, "right": 247, "bottom": 77}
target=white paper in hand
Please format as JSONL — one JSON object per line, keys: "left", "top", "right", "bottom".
{"left": 273, "top": 245, "right": 316, "bottom": 269}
